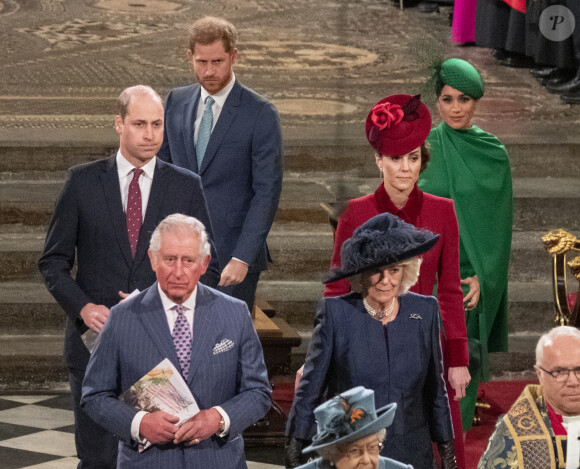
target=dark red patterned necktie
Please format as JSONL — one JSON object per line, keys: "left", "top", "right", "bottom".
{"left": 126, "top": 168, "right": 143, "bottom": 257}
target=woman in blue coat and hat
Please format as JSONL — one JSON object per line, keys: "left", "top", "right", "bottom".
{"left": 285, "top": 213, "right": 457, "bottom": 468}
{"left": 294, "top": 386, "right": 410, "bottom": 469}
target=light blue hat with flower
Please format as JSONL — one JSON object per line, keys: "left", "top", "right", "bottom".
{"left": 302, "top": 386, "right": 397, "bottom": 453}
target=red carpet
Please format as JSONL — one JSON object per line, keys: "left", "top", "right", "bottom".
{"left": 272, "top": 380, "right": 536, "bottom": 469}
{"left": 464, "top": 380, "right": 535, "bottom": 468}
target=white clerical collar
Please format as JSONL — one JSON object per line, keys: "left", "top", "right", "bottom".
{"left": 562, "top": 415, "right": 580, "bottom": 469}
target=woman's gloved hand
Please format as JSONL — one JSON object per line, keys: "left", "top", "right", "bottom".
{"left": 284, "top": 436, "right": 309, "bottom": 468}
{"left": 438, "top": 440, "right": 459, "bottom": 469}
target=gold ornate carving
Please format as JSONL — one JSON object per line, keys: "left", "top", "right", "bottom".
{"left": 541, "top": 229, "right": 577, "bottom": 256}
{"left": 568, "top": 256, "right": 580, "bottom": 281}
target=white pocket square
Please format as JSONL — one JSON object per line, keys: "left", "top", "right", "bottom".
{"left": 213, "top": 339, "right": 234, "bottom": 355}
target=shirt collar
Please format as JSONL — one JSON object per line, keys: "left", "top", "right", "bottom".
{"left": 200, "top": 72, "right": 236, "bottom": 109}
{"left": 116, "top": 151, "right": 156, "bottom": 179}
{"left": 157, "top": 283, "right": 198, "bottom": 313}
{"left": 374, "top": 183, "right": 423, "bottom": 224}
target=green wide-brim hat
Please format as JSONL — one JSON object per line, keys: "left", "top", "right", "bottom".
{"left": 439, "top": 58, "right": 484, "bottom": 99}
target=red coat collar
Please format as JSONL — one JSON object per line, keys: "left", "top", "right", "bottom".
{"left": 374, "top": 183, "right": 423, "bottom": 225}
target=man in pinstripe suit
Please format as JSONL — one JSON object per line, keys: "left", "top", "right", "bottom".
{"left": 81, "top": 214, "right": 271, "bottom": 468}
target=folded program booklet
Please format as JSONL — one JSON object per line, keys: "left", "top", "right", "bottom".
{"left": 119, "top": 358, "right": 200, "bottom": 451}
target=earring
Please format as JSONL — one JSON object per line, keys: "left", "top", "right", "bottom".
{"left": 378, "top": 166, "right": 383, "bottom": 181}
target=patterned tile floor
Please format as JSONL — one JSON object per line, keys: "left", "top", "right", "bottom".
{"left": 0, "top": 394, "right": 283, "bottom": 469}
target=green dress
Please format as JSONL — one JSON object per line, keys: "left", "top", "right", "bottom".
{"left": 419, "top": 121, "right": 513, "bottom": 430}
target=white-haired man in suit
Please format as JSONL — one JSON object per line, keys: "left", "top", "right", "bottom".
{"left": 81, "top": 214, "right": 271, "bottom": 469}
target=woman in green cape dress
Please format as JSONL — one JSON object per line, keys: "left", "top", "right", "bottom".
{"left": 419, "top": 58, "right": 513, "bottom": 431}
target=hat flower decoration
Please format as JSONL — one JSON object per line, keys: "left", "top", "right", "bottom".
{"left": 311, "top": 397, "right": 370, "bottom": 445}
{"left": 302, "top": 386, "right": 398, "bottom": 453}
{"left": 365, "top": 94, "right": 431, "bottom": 157}
{"left": 370, "top": 102, "right": 404, "bottom": 130}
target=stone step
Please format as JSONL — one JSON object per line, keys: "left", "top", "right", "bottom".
{"left": 0, "top": 330, "right": 541, "bottom": 384}
{"left": 264, "top": 226, "right": 558, "bottom": 283}
{"left": 0, "top": 279, "right": 560, "bottom": 384}
{"left": 0, "top": 278, "right": 561, "bottom": 335}
{"left": 284, "top": 142, "right": 580, "bottom": 179}
{"left": 0, "top": 334, "right": 66, "bottom": 384}
{"left": 256, "top": 279, "right": 558, "bottom": 328}
{"left": 276, "top": 175, "right": 580, "bottom": 230}
{"left": 0, "top": 282, "right": 65, "bottom": 334}
{"left": 0, "top": 222, "right": 564, "bottom": 285}
{"left": 0, "top": 146, "right": 116, "bottom": 172}
{"left": 3, "top": 172, "right": 577, "bottom": 229}
{"left": 1, "top": 142, "right": 578, "bottom": 179}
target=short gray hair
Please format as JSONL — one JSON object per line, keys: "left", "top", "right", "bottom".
{"left": 149, "top": 214, "right": 210, "bottom": 258}
{"left": 349, "top": 257, "right": 422, "bottom": 296}
{"left": 318, "top": 429, "right": 387, "bottom": 463}
{"left": 536, "top": 326, "right": 580, "bottom": 365}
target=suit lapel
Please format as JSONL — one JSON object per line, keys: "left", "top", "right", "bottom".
{"left": 198, "top": 81, "right": 242, "bottom": 175}
{"left": 133, "top": 158, "right": 167, "bottom": 268}
{"left": 137, "top": 284, "right": 181, "bottom": 369}
{"left": 187, "top": 284, "right": 215, "bottom": 383}
{"left": 100, "top": 155, "right": 133, "bottom": 267}
{"left": 182, "top": 86, "right": 201, "bottom": 172}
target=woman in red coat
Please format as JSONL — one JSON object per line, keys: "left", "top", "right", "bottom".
{"left": 324, "top": 94, "right": 471, "bottom": 468}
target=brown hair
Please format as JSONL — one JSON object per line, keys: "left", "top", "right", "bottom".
{"left": 419, "top": 143, "right": 431, "bottom": 173}
{"left": 188, "top": 17, "right": 237, "bottom": 53}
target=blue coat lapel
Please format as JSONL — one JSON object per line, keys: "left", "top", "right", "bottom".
{"left": 136, "top": 284, "right": 181, "bottom": 370}
{"left": 186, "top": 283, "right": 216, "bottom": 384}
{"left": 182, "top": 87, "right": 201, "bottom": 172}
{"left": 198, "top": 81, "right": 242, "bottom": 175}
{"left": 99, "top": 156, "right": 133, "bottom": 267}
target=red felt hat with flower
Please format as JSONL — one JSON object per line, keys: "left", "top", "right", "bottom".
{"left": 365, "top": 94, "right": 432, "bottom": 157}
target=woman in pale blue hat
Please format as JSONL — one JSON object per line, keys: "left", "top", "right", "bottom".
{"left": 293, "top": 387, "right": 410, "bottom": 469}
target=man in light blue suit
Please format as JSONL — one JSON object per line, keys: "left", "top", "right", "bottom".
{"left": 158, "top": 16, "right": 283, "bottom": 310}
{"left": 81, "top": 214, "right": 272, "bottom": 468}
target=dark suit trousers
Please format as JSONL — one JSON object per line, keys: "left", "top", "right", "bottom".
{"left": 217, "top": 271, "right": 260, "bottom": 311}
{"left": 70, "top": 369, "right": 118, "bottom": 469}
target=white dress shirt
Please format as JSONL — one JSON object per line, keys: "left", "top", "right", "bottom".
{"left": 116, "top": 151, "right": 155, "bottom": 217}
{"left": 193, "top": 72, "right": 236, "bottom": 144}
{"left": 562, "top": 414, "right": 580, "bottom": 469}
{"left": 130, "top": 285, "right": 230, "bottom": 443}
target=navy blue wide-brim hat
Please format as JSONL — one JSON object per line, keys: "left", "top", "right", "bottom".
{"left": 303, "top": 386, "right": 397, "bottom": 453}
{"left": 324, "top": 212, "right": 439, "bottom": 284}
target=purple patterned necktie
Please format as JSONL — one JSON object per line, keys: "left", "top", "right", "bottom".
{"left": 126, "top": 168, "right": 143, "bottom": 257}
{"left": 172, "top": 305, "right": 192, "bottom": 379}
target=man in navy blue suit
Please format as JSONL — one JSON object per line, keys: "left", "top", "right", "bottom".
{"left": 158, "top": 16, "right": 283, "bottom": 310}
{"left": 39, "top": 85, "right": 220, "bottom": 468}
{"left": 81, "top": 214, "right": 271, "bottom": 469}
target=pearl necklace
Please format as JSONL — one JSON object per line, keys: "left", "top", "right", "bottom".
{"left": 363, "top": 297, "right": 397, "bottom": 320}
